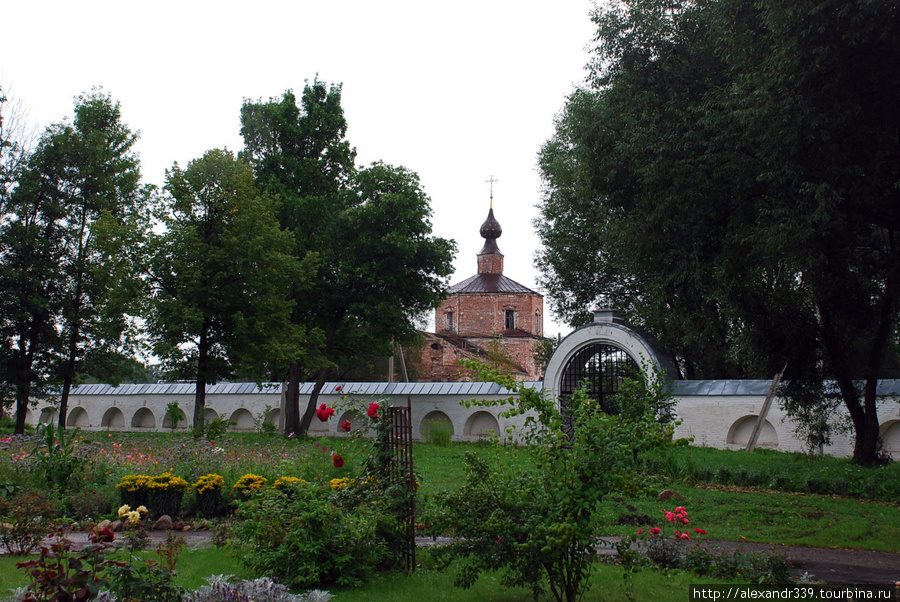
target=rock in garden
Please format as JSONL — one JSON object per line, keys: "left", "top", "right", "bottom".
{"left": 96, "top": 519, "right": 112, "bottom": 531}
{"left": 658, "top": 489, "right": 684, "bottom": 502}
{"left": 111, "top": 520, "right": 123, "bottom": 532}
{"left": 152, "top": 515, "right": 174, "bottom": 531}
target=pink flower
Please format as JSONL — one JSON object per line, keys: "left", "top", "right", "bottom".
{"left": 637, "top": 529, "right": 643, "bottom": 535}
{"left": 340, "top": 420, "right": 352, "bottom": 432}
{"left": 664, "top": 511, "right": 676, "bottom": 522}
{"left": 694, "top": 528, "right": 706, "bottom": 535}
{"left": 678, "top": 532, "right": 691, "bottom": 540}
{"left": 674, "top": 506, "right": 686, "bottom": 513}
{"left": 367, "top": 402, "right": 380, "bottom": 419}
{"left": 649, "top": 527, "right": 661, "bottom": 536}
{"left": 335, "top": 385, "right": 342, "bottom": 392}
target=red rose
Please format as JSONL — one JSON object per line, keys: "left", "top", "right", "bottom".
{"left": 333, "top": 454, "right": 344, "bottom": 468}
{"left": 316, "top": 403, "right": 335, "bottom": 422}
{"left": 367, "top": 402, "right": 380, "bottom": 419}
{"left": 340, "top": 420, "right": 351, "bottom": 432}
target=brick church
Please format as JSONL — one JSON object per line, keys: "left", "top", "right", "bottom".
{"left": 409, "top": 203, "right": 546, "bottom": 381}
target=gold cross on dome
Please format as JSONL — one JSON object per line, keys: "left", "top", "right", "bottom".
{"left": 484, "top": 174, "right": 499, "bottom": 207}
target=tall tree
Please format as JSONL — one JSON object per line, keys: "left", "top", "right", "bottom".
{"left": 241, "top": 81, "right": 455, "bottom": 436}
{"left": 146, "top": 149, "right": 307, "bottom": 429}
{"left": 0, "top": 90, "right": 148, "bottom": 432}
{"left": 537, "top": 0, "right": 900, "bottom": 463}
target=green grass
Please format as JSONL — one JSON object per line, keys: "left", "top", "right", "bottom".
{"left": 2, "top": 434, "right": 899, "bottom": 599}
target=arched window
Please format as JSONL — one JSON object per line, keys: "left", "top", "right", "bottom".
{"left": 535, "top": 311, "right": 542, "bottom": 335}
{"left": 559, "top": 343, "right": 638, "bottom": 414}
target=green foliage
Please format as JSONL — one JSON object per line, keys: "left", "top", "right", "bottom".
{"left": 240, "top": 82, "right": 456, "bottom": 436}
{"left": 147, "top": 148, "right": 308, "bottom": 429}
{"left": 432, "top": 360, "right": 678, "bottom": 601}
{"left": 421, "top": 419, "right": 453, "bottom": 447}
{"left": 230, "top": 485, "right": 387, "bottom": 588}
{"left": 191, "top": 417, "right": 232, "bottom": 442}
{"left": 29, "top": 424, "right": 86, "bottom": 492}
{"left": 537, "top": 0, "right": 900, "bottom": 464}
{"left": 0, "top": 491, "right": 57, "bottom": 556}
{"left": 164, "top": 402, "right": 186, "bottom": 430}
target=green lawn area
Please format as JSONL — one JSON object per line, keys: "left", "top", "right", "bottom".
{"left": 1, "top": 434, "right": 897, "bottom": 600}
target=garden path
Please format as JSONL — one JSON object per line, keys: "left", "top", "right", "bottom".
{"left": 44, "top": 531, "right": 899, "bottom": 586}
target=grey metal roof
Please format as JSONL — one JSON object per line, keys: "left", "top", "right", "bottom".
{"left": 66, "top": 379, "right": 900, "bottom": 397}
{"left": 449, "top": 273, "right": 540, "bottom": 295}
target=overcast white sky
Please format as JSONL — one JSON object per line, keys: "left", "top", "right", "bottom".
{"left": 3, "top": 0, "right": 598, "bottom": 339}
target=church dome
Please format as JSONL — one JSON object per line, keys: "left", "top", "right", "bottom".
{"left": 479, "top": 208, "right": 502, "bottom": 240}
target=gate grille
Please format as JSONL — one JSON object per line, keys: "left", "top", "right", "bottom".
{"left": 386, "top": 396, "right": 416, "bottom": 572}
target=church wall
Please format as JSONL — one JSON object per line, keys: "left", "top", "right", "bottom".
{"left": 25, "top": 383, "right": 900, "bottom": 459}
{"left": 437, "top": 292, "right": 543, "bottom": 336}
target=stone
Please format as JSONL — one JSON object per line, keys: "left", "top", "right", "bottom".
{"left": 658, "top": 489, "right": 684, "bottom": 502}
{"left": 152, "top": 515, "right": 174, "bottom": 531}
{"left": 110, "top": 520, "right": 123, "bottom": 532}
{"left": 96, "top": 519, "right": 112, "bottom": 531}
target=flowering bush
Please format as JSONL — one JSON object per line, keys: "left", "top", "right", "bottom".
{"left": 184, "top": 574, "right": 333, "bottom": 602}
{"left": 273, "top": 476, "right": 306, "bottom": 490}
{"left": 329, "top": 478, "right": 352, "bottom": 491}
{"left": 116, "top": 474, "right": 152, "bottom": 508}
{"left": 315, "top": 404, "right": 335, "bottom": 422}
{"left": 366, "top": 402, "right": 379, "bottom": 419}
{"left": 194, "top": 474, "right": 225, "bottom": 495}
{"left": 233, "top": 473, "right": 268, "bottom": 496}
{"left": 230, "top": 486, "right": 386, "bottom": 588}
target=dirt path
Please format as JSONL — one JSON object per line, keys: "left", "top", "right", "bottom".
{"left": 40, "top": 531, "right": 900, "bottom": 586}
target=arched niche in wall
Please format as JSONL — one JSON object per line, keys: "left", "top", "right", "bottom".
{"left": 337, "top": 411, "right": 364, "bottom": 435}
{"left": 203, "top": 408, "right": 219, "bottom": 423}
{"left": 162, "top": 404, "right": 186, "bottom": 429}
{"left": 68, "top": 407, "right": 90, "bottom": 428}
{"left": 464, "top": 411, "right": 500, "bottom": 439}
{"left": 230, "top": 408, "right": 254, "bottom": 430}
{"left": 102, "top": 407, "right": 125, "bottom": 428}
{"left": 544, "top": 309, "right": 680, "bottom": 410}
{"left": 420, "top": 410, "right": 454, "bottom": 440}
{"left": 881, "top": 420, "right": 900, "bottom": 457}
{"left": 132, "top": 407, "right": 156, "bottom": 429}
{"left": 727, "top": 415, "right": 779, "bottom": 448}
{"left": 39, "top": 407, "right": 58, "bottom": 425}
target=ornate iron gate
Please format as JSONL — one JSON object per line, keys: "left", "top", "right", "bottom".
{"left": 386, "top": 396, "right": 416, "bottom": 572}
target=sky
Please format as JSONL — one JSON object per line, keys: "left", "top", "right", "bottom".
{"left": 3, "top": 0, "right": 598, "bottom": 339}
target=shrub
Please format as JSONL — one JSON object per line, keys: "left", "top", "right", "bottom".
{"left": 65, "top": 489, "right": 113, "bottom": 521}
{"left": 15, "top": 536, "right": 112, "bottom": 601}
{"left": 0, "top": 491, "right": 57, "bottom": 555}
{"left": 431, "top": 360, "right": 679, "bottom": 602}
{"left": 422, "top": 419, "right": 453, "bottom": 447}
{"left": 184, "top": 575, "right": 333, "bottom": 602}
{"left": 230, "top": 486, "right": 387, "bottom": 588}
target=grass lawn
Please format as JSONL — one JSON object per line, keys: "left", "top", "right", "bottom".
{"left": 1, "top": 433, "right": 898, "bottom": 600}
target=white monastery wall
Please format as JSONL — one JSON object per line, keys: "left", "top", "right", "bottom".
{"left": 24, "top": 380, "right": 900, "bottom": 459}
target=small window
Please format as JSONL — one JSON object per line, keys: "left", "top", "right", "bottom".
{"left": 446, "top": 311, "right": 454, "bottom": 331}
{"left": 505, "top": 309, "right": 515, "bottom": 329}
{"left": 535, "top": 311, "right": 542, "bottom": 335}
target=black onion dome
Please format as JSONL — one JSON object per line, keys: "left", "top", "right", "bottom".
{"left": 478, "top": 208, "right": 503, "bottom": 255}
{"left": 480, "top": 208, "right": 502, "bottom": 240}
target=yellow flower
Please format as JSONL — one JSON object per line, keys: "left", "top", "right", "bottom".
{"left": 117, "top": 504, "right": 131, "bottom": 518}
{"left": 136, "top": 505, "right": 149, "bottom": 515}
{"left": 125, "top": 510, "right": 141, "bottom": 524}
{"left": 329, "top": 477, "right": 352, "bottom": 491}
{"left": 194, "top": 474, "right": 225, "bottom": 494}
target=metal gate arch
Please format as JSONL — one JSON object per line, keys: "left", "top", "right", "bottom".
{"left": 544, "top": 309, "right": 680, "bottom": 403}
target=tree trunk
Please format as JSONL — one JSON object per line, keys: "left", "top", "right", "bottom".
{"left": 14, "top": 382, "right": 29, "bottom": 435}
{"left": 284, "top": 361, "right": 301, "bottom": 435}
{"left": 193, "top": 323, "right": 210, "bottom": 430}
{"left": 298, "top": 369, "right": 327, "bottom": 437}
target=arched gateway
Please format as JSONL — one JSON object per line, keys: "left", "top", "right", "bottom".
{"left": 543, "top": 309, "right": 680, "bottom": 411}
